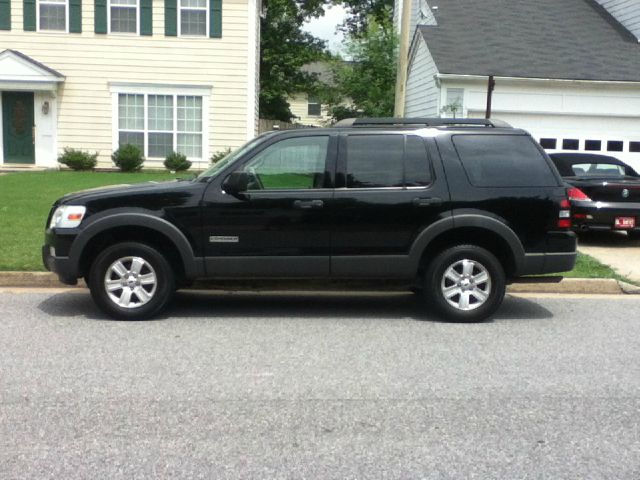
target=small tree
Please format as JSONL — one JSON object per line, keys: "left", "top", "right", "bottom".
{"left": 440, "top": 99, "right": 463, "bottom": 118}
{"left": 57, "top": 148, "right": 98, "bottom": 171}
{"left": 321, "top": 14, "right": 398, "bottom": 122}
{"left": 112, "top": 144, "right": 144, "bottom": 172}
{"left": 164, "top": 152, "right": 192, "bottom": 172}
{"left": 211, "top": 147, "right": 232, "bottom": 163}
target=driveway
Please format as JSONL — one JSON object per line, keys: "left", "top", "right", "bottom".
{"left": 578, "top": 231, "right": 640, "bottom": 283}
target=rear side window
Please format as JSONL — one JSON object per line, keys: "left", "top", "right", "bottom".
{"left": 346, "top": 135, "right": 404, "bottom": 188}
{"left": 345, "top": 135, "right": 432, "bottom": 188}
{"left": 452, "top": 135, "right": 557, "bottom": 187}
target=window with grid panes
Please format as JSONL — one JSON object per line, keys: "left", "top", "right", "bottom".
{"left": 117, "top": 93, "right": 204, "bottom": 160}
{"left": 180, "top": 0, "right": 207, "bottom": 36}
{"left": 110, "top": 0, "right": 138, "bottom": 33}
{"left": 39, "top": 0, "right": 67, "bottom": 31}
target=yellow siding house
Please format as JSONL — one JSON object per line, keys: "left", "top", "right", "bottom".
{"left": 0, "top": 0, "right": 260, "bottom": 169}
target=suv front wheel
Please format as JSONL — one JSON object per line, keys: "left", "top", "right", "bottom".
{"left": 424, "top": 245, "right": 506, "bottom": 322}
{"left": 88, "top": 242, "right": 176, "bottom": 320}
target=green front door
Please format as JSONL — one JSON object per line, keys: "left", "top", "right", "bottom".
{"left": 2, "top": 92, "right": 35, "bottom": 164}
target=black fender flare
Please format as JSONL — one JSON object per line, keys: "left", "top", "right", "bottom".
{"left": 69, "top": 212, "right": 201, "bottom": 279}
{"left": 408, "top": 214, "right": 525, "bottom": 274}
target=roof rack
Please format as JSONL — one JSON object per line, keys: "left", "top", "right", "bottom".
{"left": 334, "top": 117, "right": 512, "bottom": 128}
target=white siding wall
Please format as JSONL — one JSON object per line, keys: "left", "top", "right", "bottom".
{"left": 0, "top": 0, "right": 256, "bottom": 168}
{"left": 394, "top": 0, "right": 436, "bottom": 35}
{"left": 443, "top": 77, "right": 640, "bottom": 170}
{"left": 288, "top": 93, "right": 331, "bottom": 127}
{"left": 596, "top": 0, "right": 640, "bottom": 40}
{"left": 404, "top": 37, "right": 439, "bottom": 117}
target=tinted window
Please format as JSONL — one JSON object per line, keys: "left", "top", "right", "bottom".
{"left": 540, "top": 138, "right": 557, "bottom": 149}
{"left": 404, "top": 136, "right": 432, "bottom": 187}
{"left": 629, "top": 142, "right": 640, "bottom": 153}
{"left": 452, "top": 135, "right": 557, "bottom": 187}
{"left": 244, "top": 136, "right": 329, "bottom": 190}
{"left": 563, "top": 139, "right": 580, "bottom": 150}
{"left": 608, "top": 140, "right": 624, "bottom": 152}
{"left": 346, "top": 135, "right": 404, "bottom": 188}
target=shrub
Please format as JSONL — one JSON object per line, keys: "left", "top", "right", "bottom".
{"left": 164, "top": 151, "right": 192, "bottom": 172}
{"left": 57, "top": 148, "right": 98, "bottom": 171}
{"left": 112, "top": 144, "right": 144, "bottom": 172}
{"left": 211, "top": 147, "right": 232, "bottom": 164}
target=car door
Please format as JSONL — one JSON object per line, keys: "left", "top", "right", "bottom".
{"left": 201, "top": 133, "right": 336, "bottom": 277}
{"left": 330, "top": 132, "right": 450, "bottom": 278}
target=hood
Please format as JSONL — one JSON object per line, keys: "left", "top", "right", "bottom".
{"left": 56, "top": 179, "right": 193, "bottom": 206}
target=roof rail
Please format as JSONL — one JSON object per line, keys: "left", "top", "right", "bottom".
{"left": 334, "top": 117, "right": 512, "bottom": 128}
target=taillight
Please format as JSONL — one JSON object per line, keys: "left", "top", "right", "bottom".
{"left": 567, "top": 187, "right": 591, "bottom": 201}
{"left": 558, "top": 197, "right": 571, "bottom": 229}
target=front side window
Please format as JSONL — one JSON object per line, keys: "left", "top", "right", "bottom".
{"left": 117, "top": 93, "right": 205, "bottom": 160}
{"left": 39, "top": 0, "right": 67, "bottom": 31}
{"left": 242, "top": 136, "right": 329, "bottom": 190}
{"left": 180, "top": 0, "right": 207, "bottom": 36}
{"left": 110, "top": 0, "right": 138, "bottom": 33}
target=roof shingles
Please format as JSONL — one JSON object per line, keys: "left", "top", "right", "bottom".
{"left": 419, "top": 0, "right": 640, "bottom": 82}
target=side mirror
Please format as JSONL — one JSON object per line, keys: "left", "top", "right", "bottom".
{"left": 222, "top": 171, "right": 250, "bottom": 197}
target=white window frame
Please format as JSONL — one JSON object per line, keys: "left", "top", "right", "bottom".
{"left": 107, "top": 0, "right": 140, "bottom": 35}
{"left": 110, "top": 84, "right": 211, "bottom": 165}
{"left": 178, "top": 0, "right": 209, "bottom": 37}
{"left": 36, "top": 0, "right": 69, "bottom": 33}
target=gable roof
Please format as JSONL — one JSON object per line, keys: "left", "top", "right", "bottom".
{"left": 0, "top": 49, "right": 65, "bottom": 79}
{"left": 419, "top": 0, "right": 640, "bottom": 82}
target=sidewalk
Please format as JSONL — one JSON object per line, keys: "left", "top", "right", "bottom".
{"left": 578, "top": 231, "right": 640, "bottom": 284}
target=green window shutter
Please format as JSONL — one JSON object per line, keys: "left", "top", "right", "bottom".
{"left": 210, "top": 0, "right": 221, "bottom": 38}
{"left": 94, "top": 0, "right": 107, "bottom": 33}
{"left": 69, "top": 0, "right": 82, "bottom": 32}
{"left": 140, "top": 0, "right": 152, "bottom": 35}
{"left": 164, "top": 0, "right": 176, "bottom": 36}
{"left": 23, "top": 0, "right": 36, "bottom": 31}
{"left": 0, "top": 0, "right": 10, "bottom": 30}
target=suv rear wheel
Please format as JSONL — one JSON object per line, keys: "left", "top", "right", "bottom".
{"left": 88, "top": 242, "right": 175, "bottom": 320}
{"left": 424, "top": 245, "right": 506, "bottom": 322}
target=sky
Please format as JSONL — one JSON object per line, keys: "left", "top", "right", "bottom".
{"left": 302, "top": 5, "right": 348, "bottom": 54}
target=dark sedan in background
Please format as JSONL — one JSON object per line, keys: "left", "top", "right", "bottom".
{"left": 550, "top": 153, "right": 640, "bottom": 240}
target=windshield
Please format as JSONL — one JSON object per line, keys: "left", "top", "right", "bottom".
{"left": 197, "top": 134, "right": 274, "bottom": 180}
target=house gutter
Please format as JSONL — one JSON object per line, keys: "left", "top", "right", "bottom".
{"left": 436, "top": 73, "right": 640, "bottom": 86}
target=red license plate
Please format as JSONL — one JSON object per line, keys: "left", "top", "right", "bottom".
{"left": 614, "top": 217, "right": 636, "bottom": 229}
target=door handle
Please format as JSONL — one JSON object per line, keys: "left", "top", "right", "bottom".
{"left": 413, "top": 197, "right": 442, "bottom": 207}
{"left": 293, "top": 199, "right": 324, "bottom": 209}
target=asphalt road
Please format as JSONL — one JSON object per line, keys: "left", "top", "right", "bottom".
{"left": 1, "top": 289, "right": 639, "bottom": 479}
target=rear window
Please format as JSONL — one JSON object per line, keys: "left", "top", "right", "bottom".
{"left": 452, "top": 135, "right": 557, "bottom": 187}
{"left": 571, "top": 163, "right": 626, "bottom": 177}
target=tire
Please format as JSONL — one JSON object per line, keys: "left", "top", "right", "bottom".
{"left": 88, "top": 242, "right": 175, "bottom": 320}
{"left": 423, "top": 245, "right": 506, "bottom": 322}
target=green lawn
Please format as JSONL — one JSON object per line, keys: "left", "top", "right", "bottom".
{"left": 0, "top": 171, "right": 180, "bottom": 271}
{"left": 0, "top": 171, "right": 634, "bottom": 283}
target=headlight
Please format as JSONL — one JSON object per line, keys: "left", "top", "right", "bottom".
{"left": 49, "top": 205, "right": 87, "bottom": 229}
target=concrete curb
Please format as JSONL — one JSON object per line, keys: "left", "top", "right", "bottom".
{"left": 1, "top": 271, "right": 637, "bottom": 295}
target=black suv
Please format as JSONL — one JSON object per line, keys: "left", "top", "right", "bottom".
{"left": 43, "top": 118, "right": 577, "bottom": 322}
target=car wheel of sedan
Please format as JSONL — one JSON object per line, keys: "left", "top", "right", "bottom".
{"left": 88, "top": 242, "right": 175, "bottom": 320}
{"left": 424, "top": 245, "right": 506, "bottom": 322}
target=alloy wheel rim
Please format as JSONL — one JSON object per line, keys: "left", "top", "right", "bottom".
{"left": 104, "top": 256, "right": 157, "bottom": 309}
{"left": 440, "top": 259, "right": 492, "bottom": 311}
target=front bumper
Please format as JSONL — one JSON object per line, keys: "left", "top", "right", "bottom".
{"left": 42, "top": 227, "right": 80, "bottom": 285}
